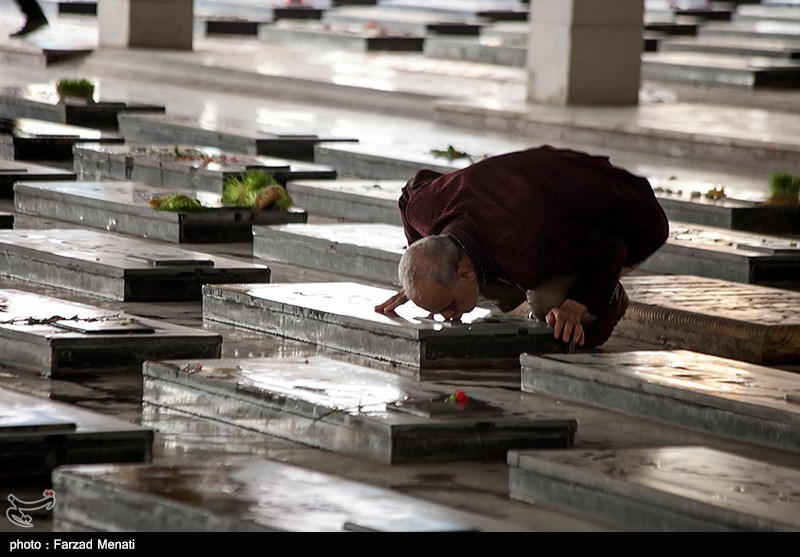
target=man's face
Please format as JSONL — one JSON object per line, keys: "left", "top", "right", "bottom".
{"left": 412, "top": 260, "right": 480, "bottom": 322}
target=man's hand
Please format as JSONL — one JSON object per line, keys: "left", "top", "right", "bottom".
{"left": 374, "top": 290, "right": 408, "bottom": 315}
{"left": 545, "top": 299, "right": 589, "bottom": 346}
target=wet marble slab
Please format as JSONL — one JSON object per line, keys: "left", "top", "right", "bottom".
{"left": 700, "top": 19, "right": 800, "bottom": 41}
{"left": 313, "top": 141, "right": 478, "bottom": 179}
{"left": 53, "top": 459, "right": 527, "bottom": 531}
{"left": 508, "top": 446, "right": 800, "bottom": 531}
{"left": 14, "top": 181, "right": 308, "bottom": 243}
{"left": 0, "top": 387, "right": 151, "bottom": 479}
{"left": 72, "top": 142, "right": 336, "bottom": 192}
{"left": 0, "top": 117, "right": 122, "bottom": 162}
{"left": 286, "top": 178, "right": 404, "bottom": 224}
{"left": 659, "top": 36, "right": 800, "bottom": 61}
{"left": 619, "top": 275, "right": 800, "bottom": 364}
{"left": 144, "top": 355, "right": 576, "bottom": 463}
{"left": 0, "top": 160, "right": 76, "bottom": 197}
{"left": 259, "top": 22, "right": 425, "bottom": 52}
{"left": 424, "top": 35, "right": 526, "bottom": 67}
{"left": 118, "top": 113, "right": 357, "bottom": 161}
{"left": 0, "top": 84, "right": 164, "bottom": 130}
{"left": 642, "top": 223, "right": 800, "bottom": 286}
{"left": 520, "top": 350, "right": 800, "bottom": 454}
{"left": 650, "top": 177, "right": 800, "bottom": 234}
{"left": 203, "top": 282, "right": 567, "bottom": 371}
{"left": 253, "top": 223, "right": 405, "bottom": 284}
{"left": 322, "top": 5, "right": 489, "bottom": 35}
{"left": 0, "top": 229, "right": 271, "bottom": 301}
{"left": 0, "top": 288, "right": 221, "bottom": 376}
{"left": 642, "top": 51, "right": 800, "bottom": 89}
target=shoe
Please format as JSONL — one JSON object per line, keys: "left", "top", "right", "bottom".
{"left": 583, "top": 282, "right": 629, "bottom": 348}
{"left": 10, "top": 18, "right": 48, "bottom": 38}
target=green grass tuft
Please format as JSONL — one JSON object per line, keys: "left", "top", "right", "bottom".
{"left": 55, "top": 78, "right": 95, "bottom": 100}
{"left": 222, "top": 169, "right": 292, "bottom": 210}
{"left": 150, "top": 193, "right": 210, "bottom": 212}
{"left": 769, "top": 171, "right": 800, "bottom": 200}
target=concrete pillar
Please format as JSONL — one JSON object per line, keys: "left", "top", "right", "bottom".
{"left": 98, "top": 0, "right": 193, "bottom": 50}
{"left": 527, "top": 0, "right": 644, "bottom": 106}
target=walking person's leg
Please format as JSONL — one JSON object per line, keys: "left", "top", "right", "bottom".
{"left": 10, "top": 0, "right": 49, "bottom": 37}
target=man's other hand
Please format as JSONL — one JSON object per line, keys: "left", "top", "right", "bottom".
{"left": 375, "top": 290, "right": 408, "bottom": 315}
{"left": 545, "top": 299, "right": 588, "bottom": 346}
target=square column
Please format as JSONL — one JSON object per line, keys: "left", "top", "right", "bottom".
{"left": 527, "top": 0, "right": 644, "bottom": 105}
{"left": 98, "top": 0, "right": 193, "bottom": 50}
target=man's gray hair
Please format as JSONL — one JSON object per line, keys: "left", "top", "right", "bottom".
{"left": 399, "top": 235, "right": 462, "bottom": 299}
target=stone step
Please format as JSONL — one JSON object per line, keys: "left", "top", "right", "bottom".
{"left": 322, "top": 6, "right": 489, "bottom": 35}
{"left": 508, "top": 446, "right": 800, "bottom": 531}
{"left": 118, "top": 113, "right": 358, "bottom": 162}
{"left": 479, "top": 21, "right": 527, "bottom": 46}
{"left": 0, "top": 229, "right": 271, "bottom": 301}
{"left": 0, "top": 288, "right": 221, "bottom": 376}
{"left": 144, "top": 355, "right": 576, "bottom": 463}
{"left": 424, "top": 36, "right": 526, "bottom": 67}
{"left": 73, "top": 143, "right": 336, "bottom": 193}
{"left": 14, "top": 181, "right": 308, "bottom": 244}
{"left": 0, "top": 84, "right": 165, "bottom": 130}
{"left": 259, "top": 21, "right": 425, "bottom": 52}
{"left": 735, "top": 5, "right": 800, "bottom": 23}
{"left": 0, "top": 37, "right": 93, "bottom": 68}
{"left": 314, "top": 141, "right": 479, "bottom": 179}
{"left": 618, "top": 275, "right": 800, "bottom": 364}
{"left": 45, "top": 0, "right": 97, "bottom": 15}
{"left": 200, "top": 16, "right": 265, "bottom": 36}
{"left": 0, "top": 387, "right": 151, "bottom": 481}
{"left": 53, "top": 459, "right": 526, "bottom": 531}
{"left": 647, "top": 6, "right": 734, "bottom": 21}
{"left": 0, "top": 117, "right": 123, "bottom": 163}
{"left": 379, "top": 0, "right": 528, "bottom": 21}
{"left": 253, "top": 223, "right": 404, "bottom": 284}
{"left": 202, "top": 282, "right": 567, "bottom": 371}
{"left": 520, "top": 350, "right": 800, "bottom": 454}
{"left": 0, "top": 159, "right": 75, "bottom": 198}
{"left": 642, "top": 51, "right": 800, "bottom": 89}
{"left": 642, "top": 222, "right": 800, "bottom": 287}
{"left": 700, "top": 19, "right": 800, "bottom": 40}
{"left": 659, "top": 36, "right": 800, "bottom": 59}
{"left": 287, "top": 178, "right": 404, "bottom": 224}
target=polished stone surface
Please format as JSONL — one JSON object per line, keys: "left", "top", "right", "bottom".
{"left": 118, "top": 112, "right": 358, "bottom": 161}
{"left": 508, "top": 446, "right": 800, "bottom": 531}
{"left": 260, "top": 21, "right": 425, "bottom": 52}
{"left": 14, "top": 180, "right": 308, "bottom": 243}
{"left": 54, "top": 459, "right": 527, "bottom": 532}
{"left": 642, "top": 222, "right": 800, "bottom": 286}
{"left": 253, "top": 222, "right": 405, "bottom": 284}
{"left": 0, "top": 159, "right": 75, "bottom": 197}
{"left": 0, "top": 117, "right": 122, "bottom": 162}
{"left": 619, "top": 275, "right": 800, "bottom": 364}
{"left": 521, "top": 350, "right": 800, "bottom": 453}
{"left": 286, "top": 178, "right": 405, "bottom": 224}
{"left": 144, "top": 355, "right": 576, "bottom": 463}
{"left": 0, "top": 386, "right": 151, "bottom": 479}
{"left": 0, "top": 229, "right": 271, "bottom": 301}
{"left": 203, "top": 282, "right": 566, "bottom": 371}
{"left": 0, "top": 288, "right": 221, "bottom": 376}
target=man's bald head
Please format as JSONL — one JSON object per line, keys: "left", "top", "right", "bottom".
{"left": 399, "top": 235, "right": 462, "bottom": 300}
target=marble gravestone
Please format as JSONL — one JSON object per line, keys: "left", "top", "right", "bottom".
{"left": 508, "top": 446, "right": 800, "bottom": 531}
{"left": 259, "top": 22, "right": 425, "bottom": 52}
{"left": 287, "top": 178, "right": 405, "bottom": 224}
{"left": 118, "top": 113, "right": 358, "bottom": 161}
{"left": 72, "top": 143, "right": 337, "bottom": 192}
{"left": 53, "top": 460, "right": 524, "bottom": 532}
{"left": 0, "top": 387, "right": 152, "bottom": 479}
{"left": 0, "top": 159, "right": 76, "bottom": 197}
{"left": 0, "top": 83, "right": 165, "bottom": 130}
{"left": 253, "top": 223, "right": 405, "bottom": 284}
{"left": 14, "top": 181, "right": 308, "bottom": 243}
{"left": 0, "top": 229, "right": 271, "bottom": 301}
{"left": 144, "top": 356, "right": 576, "bottom": 464}
{"left": 0, "top": 289, "right": 221, "bottom": 376}
{"left": 642, "top": 223, "right": 800, "bottom": 286}
{"left": 203, "top": 282, "right": 567, "bottom": 372}
{"left": 0, "top": 117, "right": 123, "bottom": 162}
{"left": 520, "top": 350, "right": 800, "bottom": 454}
{"left": 619, "top": 275, "right": 800, "bottom": 364}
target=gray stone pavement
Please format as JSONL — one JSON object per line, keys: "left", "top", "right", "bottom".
{"left": 1, "top": 1, "right": 800, "bottom": 532}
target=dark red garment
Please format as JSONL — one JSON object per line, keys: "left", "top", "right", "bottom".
{"left": 399, "top": 145, "right": 669, "bottom": 315}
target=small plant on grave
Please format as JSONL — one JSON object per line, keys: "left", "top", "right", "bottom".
{"left": 148, "top": 192, "right": 211, "bottom": 212}
{"left": 55, "top": 78, "right": 95, "bottom": 101}
{"left": 430, "top": 145, "right": 475, "bottom": 162}
{"left": 766, "top": 171, "right": 800, "bottom": 206}
{"left": 704, "top": 186, "right": 726, "bottom": 201}
{"left": 222, "top": 169, "right": 293, "bottom": 211}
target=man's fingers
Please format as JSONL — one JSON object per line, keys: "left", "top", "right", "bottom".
{"left": 571, "top": 322, "right": 583, "bottom": 345}
{"left": 561, "top": 320, "right": 574, "bottom": 343}
{"left": 374, "top": 291, "right": 407, "bottom": 314}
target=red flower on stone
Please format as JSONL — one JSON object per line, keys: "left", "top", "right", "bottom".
{"left": 43, "top": 489, "right": 55, "bottom": 498}
{"left": 455, "top": 391, "right": 467, "bottom": 403}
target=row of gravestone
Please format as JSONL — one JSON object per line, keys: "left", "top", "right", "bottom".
{"left": 0, "top": 89, "right": 799, "bottom": 531}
